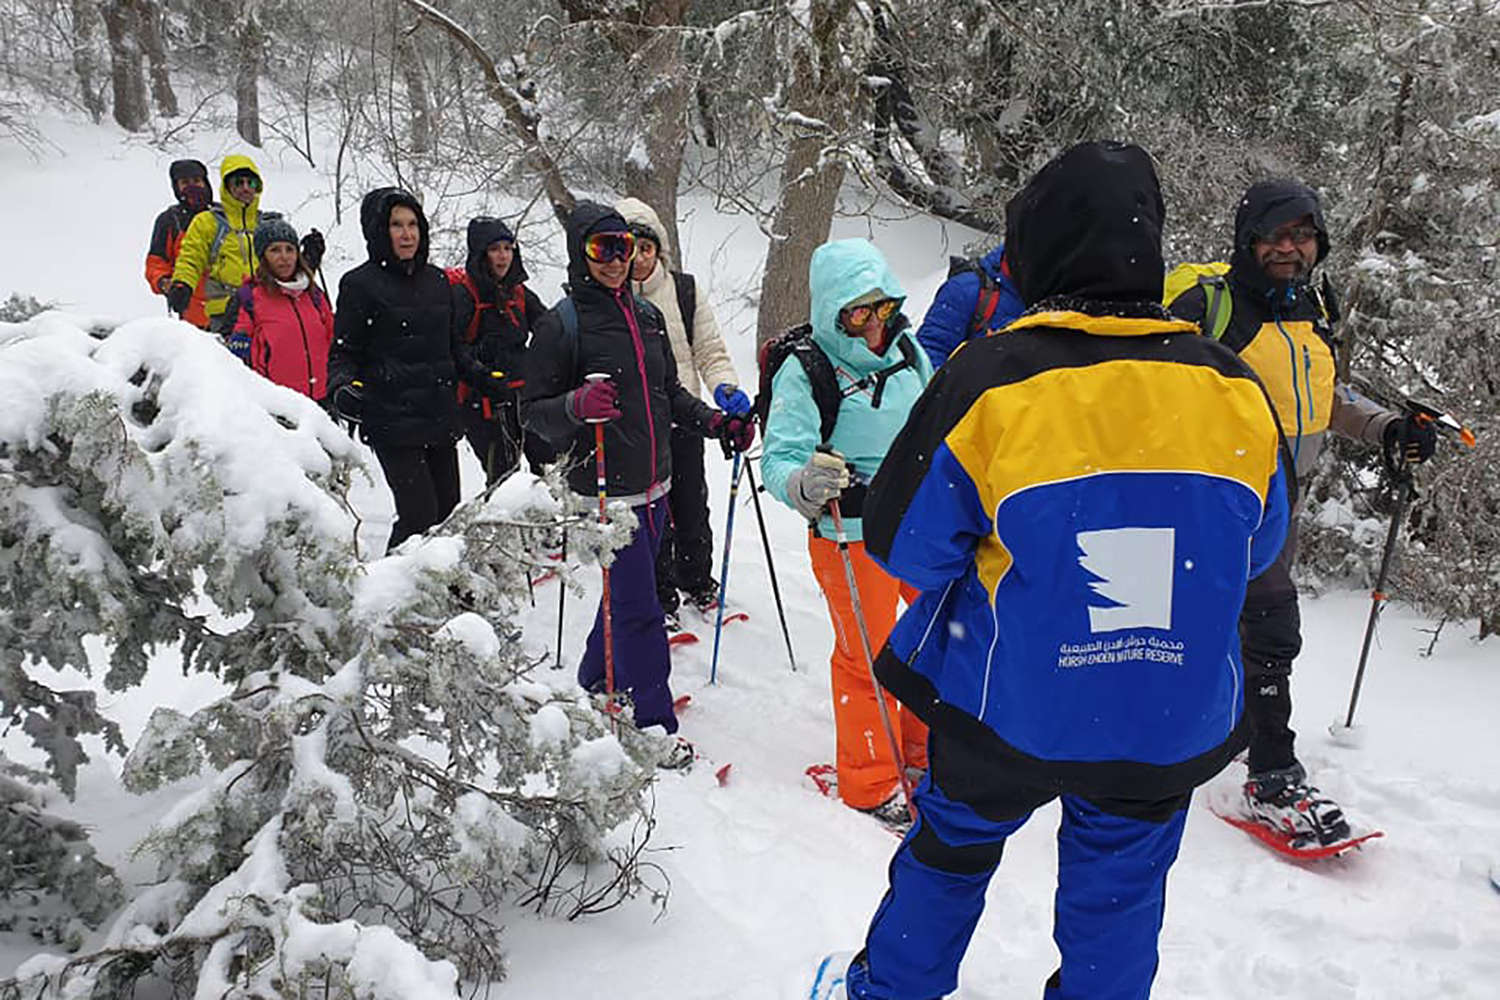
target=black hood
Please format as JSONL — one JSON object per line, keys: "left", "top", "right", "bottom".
{"left": 1004, "top": 141, "right": 1166, "bottom": 307}
{"left": 360, "top": 187, "right": 430, "bottom": 270}
{"left": 465, "top": 216, "right": 529, "bottom": 294}
{"left": 1230, "top": 180, "right": 1331, "bottom": 294}
{"left": 565, "top": 201, "right": 630, "bottom": 289}
{"left": 169, "top": 158, "right": 209, "bottom": 206}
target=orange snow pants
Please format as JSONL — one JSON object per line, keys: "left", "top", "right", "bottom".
{"left": 808, "top": 534, "right": 929, "bottom": 811}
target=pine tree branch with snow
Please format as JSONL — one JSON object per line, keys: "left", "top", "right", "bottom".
{"left": 1, "top": 313, "right": 665, "bottom": 998}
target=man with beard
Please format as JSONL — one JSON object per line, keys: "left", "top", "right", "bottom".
{"left": 1168, "top": 180, "right": 1437, "bottom": 846}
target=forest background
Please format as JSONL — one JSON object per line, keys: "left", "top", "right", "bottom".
{"left": 0, "top": 1, "right": 1496, "bottom": 997}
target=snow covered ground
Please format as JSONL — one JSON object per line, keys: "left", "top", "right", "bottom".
{"left": 4, "top": 113, "right": 1499, "bottom": 998}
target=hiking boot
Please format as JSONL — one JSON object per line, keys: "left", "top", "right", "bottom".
{"left": 663, "top": 611, "right": 684, "bottom": 635}
{"left": 657, "top": 736, "right": 696, "bottom": 771}
{"left": 684, "top": 581, "right": 720, "bottom": 615}
{"left": 858, "top": 791, "right": 914, "bottom": 834}
{"left": 1244, "top": 763, "right": 1351, "bottom": 846}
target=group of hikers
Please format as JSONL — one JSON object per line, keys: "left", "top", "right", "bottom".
{"left": 145, "top": 140, "right": 1440, "bottom": 1000}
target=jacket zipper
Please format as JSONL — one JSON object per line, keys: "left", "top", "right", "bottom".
{"left": 615, "top": 287, "right": 659, "bottom": 490}
{"left": 1302, "top": 344, "right": 1315, "bottom": 424}
{"left": 1272, "top": 297, "right": 1304, "bottom": 465}
{"left": 292, "top": 293, "right": 316, "bottom": 396}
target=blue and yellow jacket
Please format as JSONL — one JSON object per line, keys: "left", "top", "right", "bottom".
{"left": 762, "top": 238, "right": 932, "bottom": 543}
{"left": 865, "top": 306, "right": 1290, "bottom": 798}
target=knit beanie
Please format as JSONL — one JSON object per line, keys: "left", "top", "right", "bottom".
{"left": 254, "top": 215, "right": 299, "bottom": 259}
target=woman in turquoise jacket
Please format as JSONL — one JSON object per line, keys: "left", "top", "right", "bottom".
{"left": 762, "top": 238, "right": 933, "bottom": 827}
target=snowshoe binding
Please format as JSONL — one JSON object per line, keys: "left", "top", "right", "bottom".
{"left": 1243, "top": 764, "right": 1351, "bottom": 848}
{"left": 657, "top": 736, "right": 696, "bottom": 772}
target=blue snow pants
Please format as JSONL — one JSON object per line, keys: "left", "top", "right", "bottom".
{"left": 846, "top": 734, "right": 1192, "bottom": 1000}
{"left": 578, "top": 496, "right": 677, "bottom": 732}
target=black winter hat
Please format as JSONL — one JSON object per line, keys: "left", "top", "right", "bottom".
{"left": 466, "top": 216, "right": 516, "bottom": 255}
{"left": 169, "top": 159, "right": 209, "bottom": 202}
{"left": 1230, "top": 180, "right": 1331, "bottom": 293}
{"left": 565, "top": 201, "right": 630, "bottom": 286}
{"left": 1005, "top": 140, "right": 1166, "bottom": 306}
{"left": 254, "top": 215, "right": 299, "bottom": 260}
{"left": 359, "top": 187, "right": 429, "bottom": 269}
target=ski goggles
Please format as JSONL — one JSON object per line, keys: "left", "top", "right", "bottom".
{"left": 583, "top": 231, "right": 637, "bottom": 263}
{"left": 840, "top": 298, "right": 900, "bottom": 330}
{"left": 225, "top": 171, "right": 262, "bottom": 192}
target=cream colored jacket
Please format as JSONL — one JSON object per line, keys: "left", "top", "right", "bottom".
{"left": 617, "top": 197, "right": 739, "bottom": 400}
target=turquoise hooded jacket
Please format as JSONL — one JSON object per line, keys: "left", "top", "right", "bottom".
{"left": 762, "top": 239, "right": 932, "bottom": 542}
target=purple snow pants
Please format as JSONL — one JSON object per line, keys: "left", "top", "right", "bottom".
{"left": 577, "top": 496, "right": 677, "bottom": 732}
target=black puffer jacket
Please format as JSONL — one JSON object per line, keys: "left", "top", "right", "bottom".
{"left": 451, "top": 217, "right": 546, "bottom": 403}
{"left": 328, "top": 188, "right": 464, "bottom": 448}
{"left": 524, "top": 202, "right": 718, "bottom": 499}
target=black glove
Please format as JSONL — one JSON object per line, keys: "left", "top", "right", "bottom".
{"left": 166, "top": 281, "right": 193, "bottom": 316}
{"left": 332, "top": 381, "right": 365, "bottom": 425}
{"left": 1383, "top": 413, "right": 1438, "bottom": 469}
{"left": 475, "top": 370, "right": 512, "bottom": 400}
{"left": 301, "top": 229, "right": 326, "bottom": 271}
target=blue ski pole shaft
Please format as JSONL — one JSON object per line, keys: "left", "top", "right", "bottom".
{"left": 709, "top": 451, "right": 744, "bottom": 685}
{"left": 744, "top": 459, "right": 796, "bottom": 671}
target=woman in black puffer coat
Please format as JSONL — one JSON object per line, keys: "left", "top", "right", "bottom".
{"left": 525, "top": 202, "right": 755, "bottom": 749}
{"left": 329, "top": 187, "right": 476, "bottom": 552}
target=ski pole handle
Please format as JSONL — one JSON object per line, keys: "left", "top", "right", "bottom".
{"left": 583, "top": 371, "right": 612, "bottom": 425}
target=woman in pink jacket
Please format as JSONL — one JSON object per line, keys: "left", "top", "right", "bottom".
{"left": 229, "top": 216, "right": 334, "bottom": 402}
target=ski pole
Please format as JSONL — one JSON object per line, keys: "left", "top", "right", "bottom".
{"left": 1342, "top": 469, "right": 1416, "bottom": 729}
{"left": 553, "top": 527, "right": 567, "bottom": 670}
{"left": 826, "top": 486, "right": 916, "bottom": 823}
{"left": 585, "top": 373, "right": 617, "bottom": 721}
{"left": 709, "top": 450, "right": 744, "bottom": 685}
{"left": 744, "top": 459, "right": 797, "bottom": 672}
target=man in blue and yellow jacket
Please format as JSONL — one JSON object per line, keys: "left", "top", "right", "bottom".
{"left": 834, "top": 142, "right": 1290, "bottom": 1000}
{"left": 1168, "top": 181, "right": 1435, "bottom": 845}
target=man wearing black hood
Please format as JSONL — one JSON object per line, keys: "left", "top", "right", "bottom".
{"left": 450, "top": 216, "right": 552, "bottom": 484}
{"left": 145, "top": 159, "right": 213, "bottom": 329}
{"left": 525, "top": 201, "right": 754, "bottom": 762}
{"left": 328, "top": 187, "right": 473, "bottom": 553}
{"left": 818, "top": 142, "right": 1290, "bottom": 1000}
{"left": 1169, "top": 181, "right": 1436, "bottom": 847}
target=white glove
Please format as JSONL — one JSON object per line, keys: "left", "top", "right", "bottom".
{"left": 786, "top": 449, "right": 850, "bottom": 521}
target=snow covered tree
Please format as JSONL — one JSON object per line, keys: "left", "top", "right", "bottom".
{"left": 1, "top": 313, "right": 666, "bottom": 997}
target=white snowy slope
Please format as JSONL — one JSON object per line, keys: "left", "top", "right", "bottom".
{"left": 3, "top": 113, "right": 1499, "bottom": 999}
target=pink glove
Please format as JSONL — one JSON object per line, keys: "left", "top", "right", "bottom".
{"left": 569, "top": 379, "right": 621, "bottom": 423}
{"left": 709, "top": 412, "right": 756, "bottom": 454}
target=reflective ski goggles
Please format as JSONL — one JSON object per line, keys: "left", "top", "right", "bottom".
{"left": 840, "top": 298, "right": 900, "bottom": 330}
{"left": 225, "top": 171, "right": 262, "bottom": 192}
{"left": 583, "top": 230, "right": 637, "bottom": 263}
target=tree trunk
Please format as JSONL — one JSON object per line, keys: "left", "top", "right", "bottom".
{"left": 754, "top": 0, "right": 861, "bottom": 350}
{"left": 234, "top": 13, "right": 264, "bottom": 146}
{"left": 395, "top": 30, "right": 433, "bottom": 155}
{"left": 69, "top": 0, "right": 107, "bottom": 122}
{"left": 618, "top": 7, "right": 691, "bottom": 261}
{"left": 101, "top": 0, "right": 148, "bottom": 132}
{"left": 130, "top": 0, "right": 177, "bottom": 117}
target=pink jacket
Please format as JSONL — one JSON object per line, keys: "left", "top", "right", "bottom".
{"left": 232, "top": 280, "right": 334, "bottom": 401}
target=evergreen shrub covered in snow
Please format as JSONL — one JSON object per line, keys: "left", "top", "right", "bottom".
{"left": 1, "top": 314, "right": 663, "bottom": 998}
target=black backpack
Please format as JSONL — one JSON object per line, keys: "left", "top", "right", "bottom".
{"left": 754, "top": 319, "right": 920, "bottom": 444}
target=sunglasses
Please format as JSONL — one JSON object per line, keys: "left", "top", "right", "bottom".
{"left": 583, "top": 231, "right": 637, "bottom": 263}
{"left": 226, "top": 172, "right": 262, "bottom": 192}
{"left": 1258, "top": 223, "right": 1317, "bottom": 246}
{"left": 841, "top": 298, "right": 900, "bottom": 329}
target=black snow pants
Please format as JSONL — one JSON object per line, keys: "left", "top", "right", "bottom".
{"left": 374, "top": 442, "right": 460, "bottom": 553}
{"left": 1240, "top": 509, "right": 1303, "bottom": 775}
{"left": 655, "top": 425, "right": 716, "bottom": 613}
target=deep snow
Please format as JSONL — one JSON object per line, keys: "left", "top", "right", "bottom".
{"left": 3, "top": 112, "right": 1499, "bottom": 999}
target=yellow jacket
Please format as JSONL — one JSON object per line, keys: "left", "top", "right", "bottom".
{"left": 171, "top": 155, "right": 263, "bottom": 318}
